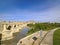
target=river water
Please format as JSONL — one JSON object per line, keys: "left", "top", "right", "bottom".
{"left": 1, "top": 27, "right": 29, "bottom": 45}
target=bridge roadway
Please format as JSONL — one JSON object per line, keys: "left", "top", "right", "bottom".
{"left": 17, "top": 28, "right": 60, "bottom": 45}
{"left": 40, "top": 28, "right": 60, "bottom": 45}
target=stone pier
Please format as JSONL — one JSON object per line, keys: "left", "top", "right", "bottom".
{"left": 0, "top": 21, "right": 34, "bottom": 41}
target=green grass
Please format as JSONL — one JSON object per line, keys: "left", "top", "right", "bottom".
{"left": 27, "top": 23, "right": 60, "bottom": 35}
{"left": 53, "top": 29, "right": 60, "bottom": 45}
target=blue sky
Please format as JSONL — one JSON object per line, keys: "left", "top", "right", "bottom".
{"left": 0, "top": 0, "right": 60, "bottom": 22}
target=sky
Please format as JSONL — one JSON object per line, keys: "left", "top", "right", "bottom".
{"left": 0, "top": 0, "right": 60, "bottom": 22}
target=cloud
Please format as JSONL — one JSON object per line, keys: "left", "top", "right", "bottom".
{"left": 0, "top": 0, "right": 60, "bottom": 22}
{"left": 0, "top": 5, "right": 60, "bottom": 22}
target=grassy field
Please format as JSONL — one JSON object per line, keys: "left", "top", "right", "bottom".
{"left": 53, "top": 29, "right": 60, "bottom": 45}
{"left": 27, "top": 23, "right": 60, "bottom": 35}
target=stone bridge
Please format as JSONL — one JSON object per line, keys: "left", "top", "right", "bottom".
{"left": 0, "top": 21, "right": 35, "bottom": 41}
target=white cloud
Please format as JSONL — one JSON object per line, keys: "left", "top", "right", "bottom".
{"left": 0, "top": 0, "right": 60, "bottom": 22}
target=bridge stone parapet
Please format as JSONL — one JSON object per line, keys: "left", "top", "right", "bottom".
{"left": 17, "top": 31, "right": 47, "bottom": 45}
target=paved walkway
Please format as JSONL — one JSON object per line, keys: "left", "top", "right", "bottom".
{"left": 40, "top": 28, "right": 60, "bottom": 45}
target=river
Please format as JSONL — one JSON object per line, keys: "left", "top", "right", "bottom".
{"left": 1, "top": 27, "right": 29, "bottom": 45}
